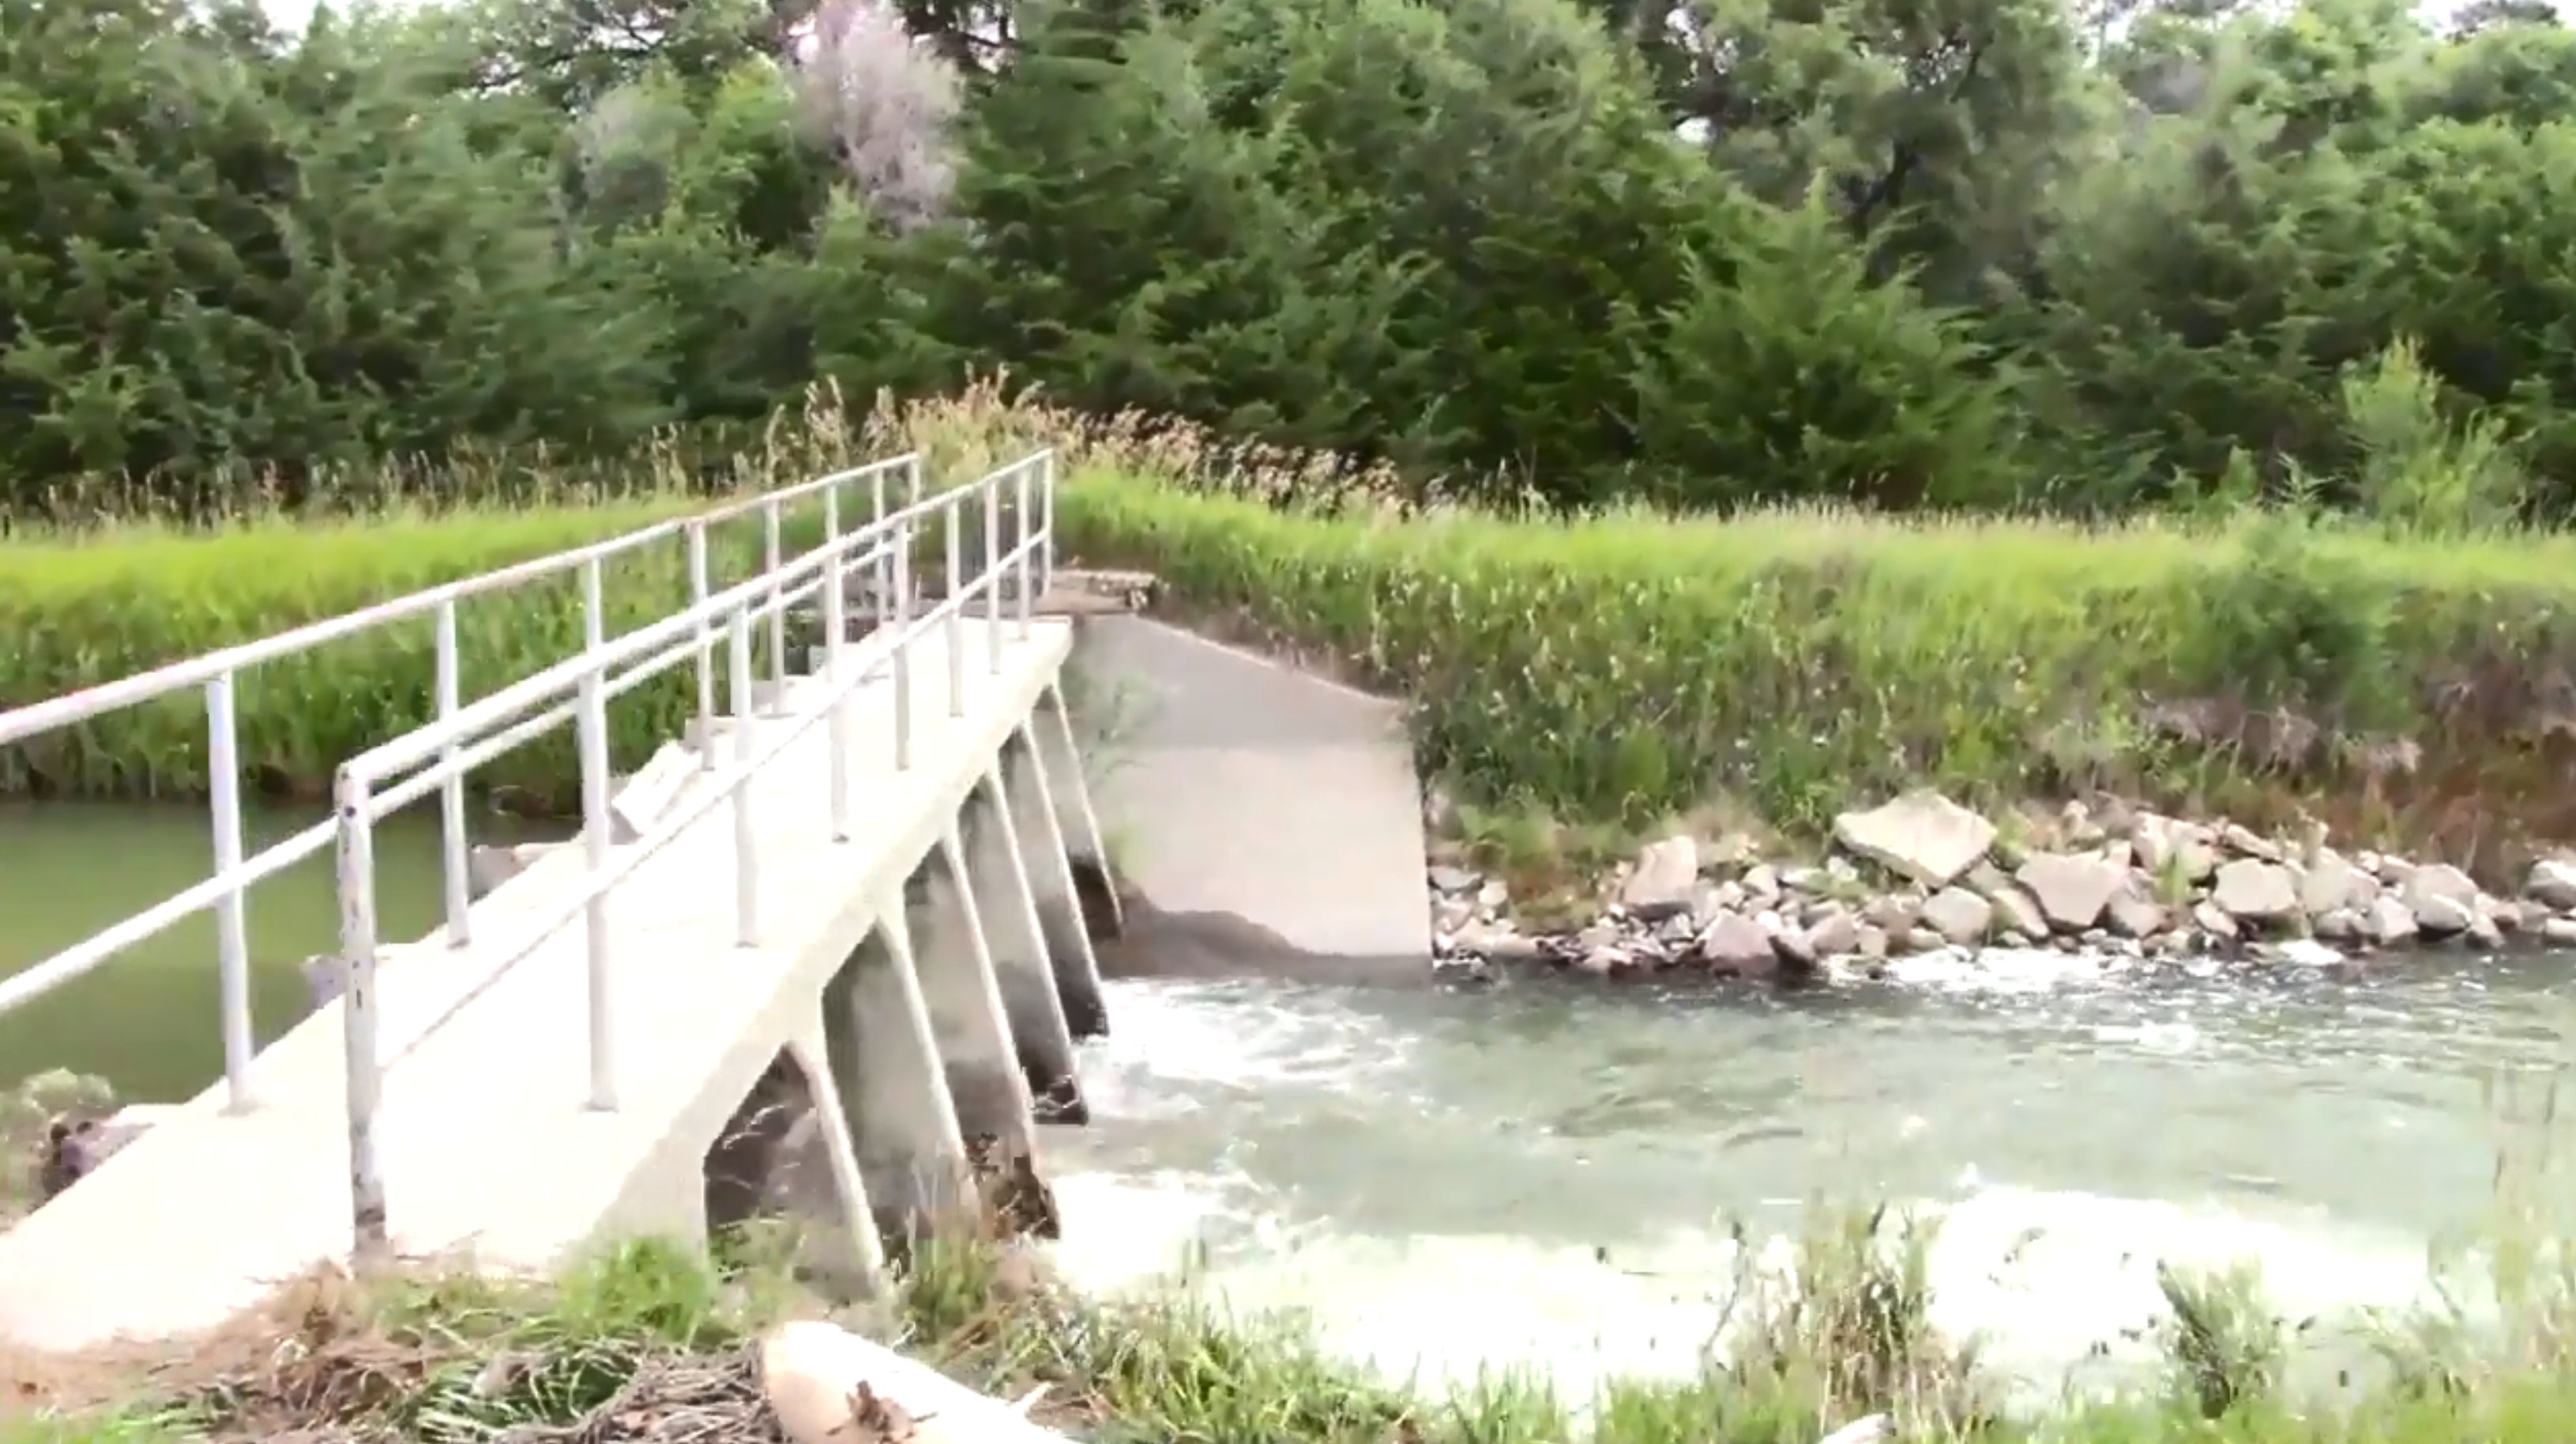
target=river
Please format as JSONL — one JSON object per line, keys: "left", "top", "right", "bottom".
{"left": 6, "top": 802, "right": 2574, "bottom": 1401}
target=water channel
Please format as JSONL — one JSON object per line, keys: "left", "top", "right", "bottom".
{"left": 6, "top": 801, "right": 2575, "bottom": 1402}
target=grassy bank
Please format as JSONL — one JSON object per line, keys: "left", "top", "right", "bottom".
{"left": 13, "top": 1209, "right": 2576, "bottom": 1444}
{"left": 4, "top": 386, "right": 2574, "bottom": 871}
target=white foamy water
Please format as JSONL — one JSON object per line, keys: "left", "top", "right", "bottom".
{"left": 1040, "top": 960, "right": 2576, "bottom": 1401}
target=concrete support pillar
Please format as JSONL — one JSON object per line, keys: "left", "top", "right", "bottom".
{"left": 963, "top": 773, "right": 1089, "bottom": 1125}
{"left": 904, "top": 842, "right": 1038, "bottom": 1152}
{"left": 821, "top": 913, "right": 973, "bottom": 1257}
{"left": 1004, "top": 720, "right": 1111, "bottom": 1040}
{"left": 1038, "top": 679, "right": 1127, "bottom": 944}
{"left": 700, "top": 1023, "right": 885, "bottom": 1302}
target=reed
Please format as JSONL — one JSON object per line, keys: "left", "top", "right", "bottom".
{"left": 5, "top": 381, "right": 2574, "bottom": 875}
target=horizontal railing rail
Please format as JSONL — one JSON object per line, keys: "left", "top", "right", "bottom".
{"left": 329, "top": 446, "right": 1055, "bottom": 1258}
{"left": 0, "top": 451, "right": 930, "bottom": 1115}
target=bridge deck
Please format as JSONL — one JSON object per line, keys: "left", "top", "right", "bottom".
{"left": 0, "top": 618, "right": 1073, "bottom": 1352}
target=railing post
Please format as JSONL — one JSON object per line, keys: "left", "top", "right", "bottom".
{"left": 944, "top": 498, "right": 965, "bottom": 719}
{"left": 688, "top": 521, "right": 715, "bottom": 774}
{"left": 1013, "top": 457, "right": 1034, "bottom": 639}
{"left": 434, "top": 599, "right": 470, "bottom": 949}
{"left": 205, "top": 671, "right": 254, "bottom": 1114}
{"left": 728, "top": 606, "right": 760, "bottom": 947}
{"left": 983, "top": 476, "right": 1002, "bottom": 677}
{"left": 823, "top": 486, "right": 851, "bottom": 844}
{"left": 762, "top": 498, "right": 787, "bottom": 716}
{"left": 872, "top": 467, "right": 893, "bottom": 625}
{"left": 581, "top": 556, "right": 604, "bottom": 652}
{"left": 1039, "top": 449, "right": 1057, "bottom": 600}
{"left": 333, "top": 768, "right": 389, "bottom": 1265}
{"left": 577, "top": 660, "right": 618, "bottom": 1112}
{"left": 893, "top": 514, "right": 913, "bottom": 771}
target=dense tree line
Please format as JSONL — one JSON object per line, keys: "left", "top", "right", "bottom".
{"left": 4, "top": 0, "right": 2574, "bottom": 521}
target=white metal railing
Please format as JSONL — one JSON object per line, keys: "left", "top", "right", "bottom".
{"left": 333, "top": 448, "right": 1056, "bottom": 1258}
{"left": 0, "top": 449, "right": 1061, "bottom": 1229}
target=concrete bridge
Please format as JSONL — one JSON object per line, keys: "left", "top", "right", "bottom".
{"left": 0, "top": 446, "right": 1434, "bottom": 1404}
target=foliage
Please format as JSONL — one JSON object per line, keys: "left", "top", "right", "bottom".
{"left": 4, "top": 0, "right": 2573, "bottom": 525}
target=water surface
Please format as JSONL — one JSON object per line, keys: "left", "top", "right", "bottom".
{"left": 5, "top": 803, "right": 2569, "bottom": 1399}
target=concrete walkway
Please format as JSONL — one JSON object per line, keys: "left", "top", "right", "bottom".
{"left": 0, "top": 619, "right": 1072, "bottom": 1353}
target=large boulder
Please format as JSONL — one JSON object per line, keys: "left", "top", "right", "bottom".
{"left": 2211, "top": 859, "right": 2298, "bottom": 926}
{"left": 2014, "top": 852, "right": 2128, "bottom": 932}
{"left": 1831, "top": 792, "right": 1995, "bottom": 889}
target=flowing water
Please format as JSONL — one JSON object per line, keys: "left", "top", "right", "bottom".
{"left": 7, "top": 801, "right": 2575, "bottom": 1401}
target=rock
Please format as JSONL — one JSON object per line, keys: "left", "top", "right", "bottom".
{"left": 2412, "top": 893, "right": 2476, "bottom": 936}
{"left": 2312, "top": 908, "right": 2362, "bottom": 942}
{"left": 2466, "top": 912, "right": 2505, "bottom": 952}
{"left": 1983, "top": 881, "right": 2048, "bottom": 939}
{"left": 1800, "top": 909, "right": 1861, "bottom": 961}
{"left": 2298, "top": 850, "right": 2365, "bottom": 919}
{"left": 1422, "top": 788, "right": 1460, "bottom": 834}
{"left": 2210, "top": 859, "right": 2299, "bottom": 925}
{"left": 1427, "top": 864, "right": 1481, "bottom": 895}
{"left": 2191, "top": 898, "right": 2239, "bottom": 941}
{"left": 1831, "top": 791, "right": 1995, "bottom": 889}
{"left": 1434, "top": 897, "right": 1476, "bottom": 938}
{"left": 1918, "top": 887, "right": 1994, "bottom": 946}
{"left": 2218, "top": 822, "right": 2279, "bottom": 860}
{"left": 610, "top": 739, "right": 699, "bottom": 843}
{"left": 2402, "top": 862, "right": 2480, "bottom": 912}
{"left": 2270, "top": 938, "right": 2345, "bottom": 969}
{"left": 1619, "top": 836, "right": 1699, "bottom": 919}
{"left": 1572, "top": 943, "right": 1626, "bottom": 976}
{"left": 2525, "top": 857, "right": 2576, "bottom": 912}
{"left": 1860, "top": 895, "right": 1920, "bottom": 933}
{"left": 2364, "top": 896, "right": 2420, "bottom": 947}
{"left": 2545, "top": 916, "right": 2576, "bottom": 947}
{"left": 2131, "top": 814, "right": 2220, "bottom": 885}
{"left": 2014, "top": 852, "right": 2128, "bottom": 932}
{"left": 466, "top": 844, "right": 522, "bottom": 901}
{"left": 2104, "top": 886, "right": 2165, "bottom": 940}
{"left": 1697, "top": 911, "right": 1780, "bottom": 978}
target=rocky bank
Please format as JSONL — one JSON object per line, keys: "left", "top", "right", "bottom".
{"left": 1430, "top": 789, "right": 2576, "bottom": 982}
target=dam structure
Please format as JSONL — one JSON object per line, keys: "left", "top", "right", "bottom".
{"left": 0, "top": 451, "right": 1123, "bottom": 1393}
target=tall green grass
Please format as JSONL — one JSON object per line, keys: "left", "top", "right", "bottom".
{"left": 21, "top": 1211, "right": 2576, "bottom": 1444}
{"left": 1052, "top": 468, "right": 2576, "bottom": 871}
{"left": 6, "top": 382, "right": 2575, "bottom": 872}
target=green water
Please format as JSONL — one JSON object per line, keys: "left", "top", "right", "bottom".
{"left": 0, "top": 802, "right": 560, "bottom": 1100}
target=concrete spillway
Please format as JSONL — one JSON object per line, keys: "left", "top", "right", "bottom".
{"left": 1061, "top": 615, "right": 1435, "bottom": 980}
